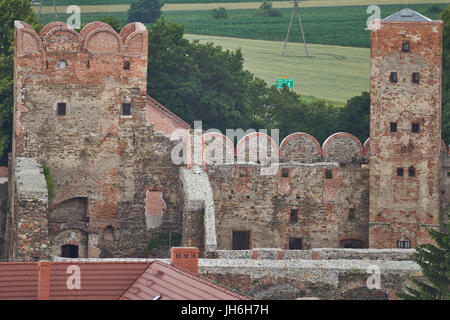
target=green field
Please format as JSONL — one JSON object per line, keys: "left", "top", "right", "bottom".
{"left": 39, "top": 3, "right": 445, "bottom": 48}
{"left": 36, "top": 0, "right": 450, "bottom": 6}
{"left": 185, "top": 34, "right": 370, "bottom": 102}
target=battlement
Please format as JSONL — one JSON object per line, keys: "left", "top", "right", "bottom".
{"left": 15, "top": 20, "right": 147, "bottom": 57}
{"left": 14, "top": 21, "right": 148, "bottom": 90}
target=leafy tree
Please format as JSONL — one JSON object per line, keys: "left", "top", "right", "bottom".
{"left": 147, "top": 18, "right": 254, "bottom": 133}
{"left": 128, "top": 0, "right": 163, "bottom": 24}
{"left": 337, "top": 91, "right": 370, "bottom": 143}
{"left": 397, "top": 217, "right": 449, "bottom": 300}
{"left": 99, "top": 16, "right": 122, "bottom": 33}
{"left": 255, "top": 2, "right": 282, "bottom": 17}
{"left": 0, "top": 0, "right": 38, "bottom": 166}
{"left": 211, "top": 7, "right": 227, "bottom": 19}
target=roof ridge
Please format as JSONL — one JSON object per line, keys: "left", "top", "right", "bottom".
{"left": 118, "top": 261, "right": 155, "bottom": 300}
{"left": 151, "top": 260, "right": 251, "bottom": 300}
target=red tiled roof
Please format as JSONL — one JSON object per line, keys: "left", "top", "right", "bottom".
{"left": 0, "top": 260, "right": 248, "bottom": 300}
{"left": 0, "top": 262, "right": 38, "bottom": 300}
{"left": 49, "top": 261, "right": 150, "bottom": 300}
{"left": 120, "top": 260, "right": 249, "bottom": 300}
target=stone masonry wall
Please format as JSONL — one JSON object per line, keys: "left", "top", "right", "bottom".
{"left": 369, "top": 20, "right": 443, "bottom": 248}
{"left": 12, "top": 21, "right": 190, "bottom": 260}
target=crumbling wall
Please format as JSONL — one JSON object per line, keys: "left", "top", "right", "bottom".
{"left": 13, "top": 21, "right": 189, "bottom": 260}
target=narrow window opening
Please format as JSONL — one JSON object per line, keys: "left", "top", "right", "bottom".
{"left": 390, "top": 72, "right": 398, "bottom": 83}
{"left": 57, "top": 103, "right": 66, "bottom": 116}
{"left": 348, "top": 208, "right": 355, "bottom": 220}
{"left": 288, "top": 237, "right": 303, "bottom": 250}
{"left": 402, "top": 41, "right": 410, "bottom": 53}
{"left": 390, "top": 122, "right": 397, "bottom": 132}
{"left": 290, "top": 209, "right": 298, "bottom": 223}
{"left": 408, "top": 166, "right": 415, "bottom": 177}
{"left": 123, "top": 61, "right": 131, "bottom": 70}
{"left": 412, "top": 123, "right": 419, "bottom": 133}
{"left": 86, "top": 60, "right": 90, "bottom": 69}
{"left": 325, "top": 169, "right": 333, "bottom": 179}
{"left": 447, "top": 171, "right": 450, "bottom": 177}
{"left": 45, "top": 60, "right": 49, "bottom": 69}
{"left": 122, "top": 103, "right": 131, "bottom": 116}
{"left": 281, "top": 168, "right": 289, "bottom": 178}
{"left": 412, "top": 73, "right": 420, "bottom": 84}
{"left": 397, "top": 168, "right": 404, "bottom": 177}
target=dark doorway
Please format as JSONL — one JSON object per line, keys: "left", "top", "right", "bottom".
{"left": 339, "top": 239, "right": 365, "bottom": 249}
{"left": 232, "top": 231, "right": 250, "bottom": 250}
{"left": 61, "top": 244, "right": 79, "bottom": 258}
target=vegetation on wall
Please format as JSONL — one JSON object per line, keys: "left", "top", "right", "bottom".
{"left": 146, "top": 230, "right": 182, "bottom": 253}
{"left": 42, "top": 165, "right": 55, "bottom": 203}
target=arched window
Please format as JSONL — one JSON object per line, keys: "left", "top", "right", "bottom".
{"left": 408, "top": 166, "right": 415, "bottom": 177}
{"left": 103, "top": 226, "right": 114, "bottom": 241}
{"left": 59, "top": 60, "right": 67, "bottom": 70}
{"left": 61, "top": 244, "right": 79, "bottom": 258}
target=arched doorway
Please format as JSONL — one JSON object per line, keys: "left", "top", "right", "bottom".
{"left": 61, "top": 244, "right": 79, "bottom": 258}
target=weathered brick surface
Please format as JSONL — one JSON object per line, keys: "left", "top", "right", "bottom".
{"left": 207, "top": 162, "right": 369, "bottom": 250}
{"left": 369, "top": 20, "right": 443, "bottom": 248}
{"left": 9, "top": 21, "right": 189, "bottom": 260}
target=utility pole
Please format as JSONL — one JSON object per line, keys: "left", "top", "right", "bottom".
{"left": 282, "top": 1, "right": 309, "bottom": 57}
{"left": 34, "top": 0, "right": 58, "bottom": 20}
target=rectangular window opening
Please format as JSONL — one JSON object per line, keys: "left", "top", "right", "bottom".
{"left": 325, "top": 169, "right": 333, "bottom": 179}
{"left": 232, "top": 231, "right": 250, "bottom": 250}
{"left": 57, "top": 103, "right": 66, "bottom": 116}
{"left": 290, "top": 209, "right": 298, "bottom": 223}
{"left": 402, "top": 41, "right": 410, "bottom": 53}
{"left": 412, "top": 123, "right": 419, "bottom": 133}
{"left": 289, "top": 237, "right": 303, "bottom": 250}
{"left": 397, "top": 240, "right": 410, "bottom": 249}
{"left": 412, "top": 73, "right": 420, "bottom": 84}
{"left": 390, "top": 122, "right": 397, "bottom": 132}
{"left": 397, "top": 168, "right": 404, "bottom": 177}
{"left": 281, "top": 168, "right": 289, "bottom": 178}
{"left": 390, "top": 72, "right": 398, "bottom": 83}
{"left": 122, "top": 103, "right": 131, "bottom": 116}
{"left": 124, "top": 61, "right": 131, "bottom": 70}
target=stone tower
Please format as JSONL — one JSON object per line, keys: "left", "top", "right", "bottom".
{"left": 368, "top": 9, "right": 443, "bottom": 248}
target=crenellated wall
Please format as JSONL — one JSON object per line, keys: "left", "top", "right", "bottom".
{"left": 9, "top": 21, "right": 190, "bottom": 261}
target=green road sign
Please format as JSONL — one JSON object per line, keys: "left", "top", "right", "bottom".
{"left": 275, "top": 78, "right": 294, "bottom": 88}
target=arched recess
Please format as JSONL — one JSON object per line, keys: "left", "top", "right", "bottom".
{"left": 202, "top": 132, "right": 235, "bottom": 165}
{"left": 236, "top": 132, "right": 279, "bottom": 164}
{"left": 279, "top": 132, "right": 322, "bottom": 162}
{"left": 51, "top": 228, "right": 88, "bottom": 258}
{"left": 83, "top": 27, "right": 123, "bottom": 54}
{"left": 322, "top": 132, "right": 363, "bottom": 163}
{"left": 103, "top": 225, "right": 114, "bottom": 241}
{"left": 49, "top": 197, "right": 88, "bottom": 224}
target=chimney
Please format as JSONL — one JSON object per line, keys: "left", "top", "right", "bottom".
{"left": 170, "top": 247, "right": 199, "bottom": 275}
{"left": 37, "top": 261, "right": 51, "bottom": 300}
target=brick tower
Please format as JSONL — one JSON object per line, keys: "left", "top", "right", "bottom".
{"left": 368, "top": 9, "right": 443, "bottom": 248}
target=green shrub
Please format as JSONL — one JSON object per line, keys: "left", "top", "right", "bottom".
{"left": 211, "top": 7, "right": 227, "bottom": 19}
